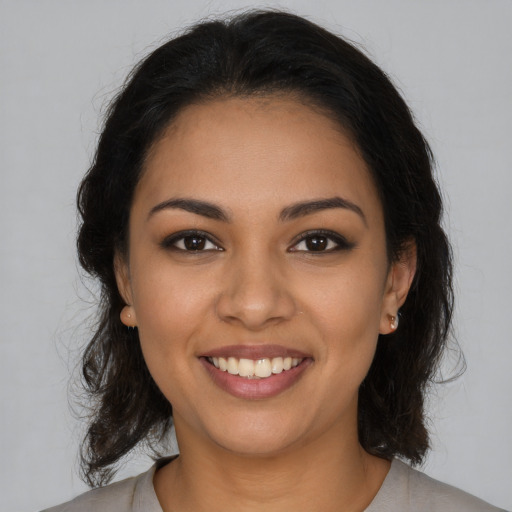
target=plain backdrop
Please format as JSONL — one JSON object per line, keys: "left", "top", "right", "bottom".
{"left": 1, "top": 1, "right": 511, "bottom": 510}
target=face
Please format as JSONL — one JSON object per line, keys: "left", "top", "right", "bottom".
{"left": 116, "top": 96, "right": 415, "bottom": 457}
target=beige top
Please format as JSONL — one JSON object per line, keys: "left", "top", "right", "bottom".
{"left": 41, "top": 458, "right": 507, "bottom": 512}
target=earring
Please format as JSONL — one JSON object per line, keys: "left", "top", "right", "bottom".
{"left": 389, "top": 314, "right": 399, "bottom": 331}
{"left": 120, "top": 305, "right": 137, "bottom": 327}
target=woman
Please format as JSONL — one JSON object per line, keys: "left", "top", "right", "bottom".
{"left": 43, "top": 10, "right": 505, "bottom": 512}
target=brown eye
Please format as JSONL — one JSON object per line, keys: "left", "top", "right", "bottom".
{"left": 290, "top": 231, "right": 354, "bottom": 253}
{"left": 183, "top": 235, "right": 207, "bottom": 251}
{"left": 305, "top": 235, "right": 328, "bottom": 251}
{"left": 162, "top": 231, "right": 222, "bottom": 252}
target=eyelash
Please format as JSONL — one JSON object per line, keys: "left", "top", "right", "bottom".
{"left": 160, "top": 229, "right": 354, "bottom": 254}
{"left": 160, "top": 230, "right": 223, "bottom": 252}
{"left": 289, "top": 230, "right": 354, "bottom": 253}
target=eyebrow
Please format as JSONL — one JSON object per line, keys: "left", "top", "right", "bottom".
{"left": 279, "top": 197, "right": 367, "bottom": 225}
{"left": 148, "top": 198, "right": 230, "bottom": 222}
{"left": 148, "top": 195, "right": 366, "bottom": 225}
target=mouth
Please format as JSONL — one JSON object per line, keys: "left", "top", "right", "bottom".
{"left": 206, "top": 355, "right": 303, "bottom": 379}
{"left": 199, "top": 345, "right": 313, "bottom": 399}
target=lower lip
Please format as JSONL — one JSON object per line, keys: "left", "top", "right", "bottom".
{"left": 200, "top": 358, "right": 313, "bottom": 399}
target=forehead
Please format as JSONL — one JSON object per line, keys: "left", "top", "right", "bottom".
{"left": 136, "top": 96, "right": 382, "bottom": 224}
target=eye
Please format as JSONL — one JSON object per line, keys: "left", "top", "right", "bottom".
{"left": 161, "top": 230, "right": 223, "bottom": 252}
{"left": 289, "top": 230, "right": 353, "bottom": 253}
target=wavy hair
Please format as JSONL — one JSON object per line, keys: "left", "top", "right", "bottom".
{"left": 77, "top": 10, "right": 454, "bottom": 487}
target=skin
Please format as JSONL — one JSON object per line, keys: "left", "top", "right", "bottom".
{"left": 116, "top": 96, "right": 416, "bottom": 511}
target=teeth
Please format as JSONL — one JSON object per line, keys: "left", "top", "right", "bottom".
{"left": 238, "top": 358, "right": 255, "bottom": 377}
{"left": 227, "top": 357, "right": 238, "bottom": 375}
{"left": 208, "top": 356, "right": 303, "bottom": 379}
{"left": 254, "top": 358, "right": 272, "bottom": 378}
{"left": 271, "top": 357, "right": 284, "bottom": 374}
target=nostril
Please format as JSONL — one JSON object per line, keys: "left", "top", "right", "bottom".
{"left": 214, "top": 283, "right": 297, "bottom": 329}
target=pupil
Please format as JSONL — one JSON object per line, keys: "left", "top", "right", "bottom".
{"left": 306, "top": 236, "right": 327, "bottom": 251}
{"left": 184, "top": 236, "right": 206, "bottom": 250}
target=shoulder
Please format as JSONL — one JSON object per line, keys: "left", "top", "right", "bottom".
{"left": 367, "top": 459, "right": 507, "bottom": 512}
{"left": 40, "top": 476, "right": 139, "bottom": 512}
{"left": 40, "top": 461, "right": 164, "bottom": 512}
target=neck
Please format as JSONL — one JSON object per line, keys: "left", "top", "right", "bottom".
{"left": 154, "top": 416, "right": 390, "bottom": 512}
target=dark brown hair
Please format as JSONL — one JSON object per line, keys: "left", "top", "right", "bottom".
{"left": 77, "top": 10, "right": 453, "bottom": 487}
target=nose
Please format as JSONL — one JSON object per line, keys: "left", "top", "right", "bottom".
{"left": 215, "top": 252, "right": 297, "bottom": 330}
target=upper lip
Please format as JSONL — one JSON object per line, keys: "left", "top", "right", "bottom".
{"left": 200, "top": 344, "right": 311, "bottom": 360}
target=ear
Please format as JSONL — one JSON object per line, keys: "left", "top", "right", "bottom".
{"left": 379, "top": 240, "right": 417, "bottom": 335}
{"left": 114, "top": 251, "right": 137, "bottom": 327}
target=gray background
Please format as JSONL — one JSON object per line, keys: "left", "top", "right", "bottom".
{"left": 1, "top": 1, "right": 511, "bottom": 510}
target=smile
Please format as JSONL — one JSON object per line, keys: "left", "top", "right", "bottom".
{"left": 207, "top": 356, "right": 303, "bottom": 379}
{"left": 200, "top": 345, "right": 312, "bottom": 399}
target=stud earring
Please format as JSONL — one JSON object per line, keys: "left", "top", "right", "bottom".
{"left": 389, "top": 314, "right": 399, "bottom": 331}
{"left": 120, "top": 305, "right": 136, "bottom": 327}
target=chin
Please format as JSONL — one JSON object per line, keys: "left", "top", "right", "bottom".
{"left": 201, "top": 412, "right": 306, "bottom": 458}
{"left": 213, "top": 432, "right": 297, "bottom": 458}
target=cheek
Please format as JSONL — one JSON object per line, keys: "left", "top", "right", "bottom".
{"left": 134, "top": 285, "right": 205, "bottom": 411}
{"left": 302, "top": 262, "right": 386, "bottom": 377}
{"left": 131, "top": 266, "right": 216, "bottom": 372}
{"left": 307, "top": 265, "right": 385, "bottom": 335}
{"left": 133, "top": 261, "right": 212, "bottom": 326}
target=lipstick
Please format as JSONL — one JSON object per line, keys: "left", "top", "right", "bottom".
{"left": 199, "top": 345, "right": 313, "bottom": 399}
